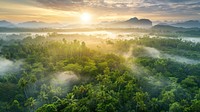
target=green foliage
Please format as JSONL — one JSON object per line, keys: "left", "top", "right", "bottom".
{"left": 169, "top": 102, "right": 183, "bottom": 112}
{"left": 0, "top": 35, "right": 200, "bottom": 112}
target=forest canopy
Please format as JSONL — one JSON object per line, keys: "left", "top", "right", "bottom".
{"left": 0, "top": 34, "right": 200, "bottom": 112}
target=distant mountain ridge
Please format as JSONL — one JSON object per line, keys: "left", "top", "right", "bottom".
{"left": 18, "top": 21, "right": 47, "bottom": 28}
{"left": 0, "top": 19, "right": 200, "bottom": 29}
{"left": 125, "top": 17, "right": 152, "bottom": 26}
{"left": 0, "top": 20, "right": 15, "bottom": 28}
{"left": 152, "top": 24, "right": 200, "bottom": 37}
{"left": 112, "top": 17, "right": 152, "bottom": 28}
{"left": 171, "top": 20, "right": 200, "bottom": 28}
{"left": 0, "top": 20, "right": 63, "bottom": 28}
{"left": 18, "top": 21, "right": 62, "bottom": 28}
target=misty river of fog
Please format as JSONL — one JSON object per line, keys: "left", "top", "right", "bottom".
{"left": 1, "top": 32, "right": 200, "bottom": 43}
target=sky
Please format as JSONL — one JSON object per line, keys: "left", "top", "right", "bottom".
{"left": 0, "top": 0, "right": 200, "bottom": 23}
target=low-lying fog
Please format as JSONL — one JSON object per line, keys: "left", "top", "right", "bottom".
{"left": 0, "top": 32, "right": 146, "bottom": 40}
{"left": 1, "top": 32, "right": 200, "bottom": 44}
{"left": 0, "top": 57, "right": 23, "bottom": 75}
{"left": 51, "top": 71, "right": 79, "bottom": 87}
{"left": 144, "top": 47, "right": 200, "bottom": 64}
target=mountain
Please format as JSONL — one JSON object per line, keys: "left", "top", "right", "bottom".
{"left": 0, "top": 20, "right": 15, "bottom": 28}
{"left": 152, "top": 25, "right": 182, "bottom": 31}
{"left": 17, "top": 21, "right": 63, "bottom": 28}
{"left": 152, "top": 25, "right": 200, "bottom": 36}
{"left": 111, "top": 17, "right": 152, "bottom": 28}
{"left": 172, "top": 20, "right": 200, "bottom": 28}
{"left": 152, "top": 24, "right": 199, "bottom": 31}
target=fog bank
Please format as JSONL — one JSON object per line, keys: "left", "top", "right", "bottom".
{"left": 0, "top": 57, "right": 23, "bottom": 75}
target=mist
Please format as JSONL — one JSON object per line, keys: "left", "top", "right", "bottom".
{"left": 163, "top": 54, "right": 200, "bottom": 65}
{"left": 48, "top": 71, "right": 80, "bottom": 96}
{"left": 51, "top": 71, "right": 79, "bottom": 87}
{"left": 144, "top": 47, "right": 160, "bottom": 58}
{"left": 143, "top": 46, "right": 200, "bottom": 64}
{"left": 0, "top": 57, "right": 23, "bottom": 75}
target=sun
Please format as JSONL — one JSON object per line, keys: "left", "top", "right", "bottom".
{"left": 80, "top": 12, "right": 92, "bottom": 24}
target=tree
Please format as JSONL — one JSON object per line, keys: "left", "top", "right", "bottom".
{"left": 38, "top": 91, "right": 48, "bottom": 103}
{"left": 18, "top": 77, "right": 28, "bottom": 98}
{"left": 63, "top": 63, "right": 83, "bottom": 74}
{"left": 169, "top": 102, "right": 183, "bottom": 112}
{"left": 134, "top": 92, "right": 149, "bottom": 112}
{"left": 189, "top": 100, "right": 200, "bottom": 112}
{"left": 25, "top": 97, "right": 37, "bottom": 112}
{"left": 10, "top": 100, "right": 22, "bottom": 112}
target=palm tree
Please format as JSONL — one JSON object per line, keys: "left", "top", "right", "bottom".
{"left": 18, "top": 77, "right": 28, "bottom": 98}
{"left": 25, "top": 97, "right": 36, "bottom": 112}
{"left": 38, "top": 91, "right": 48, "bottom": 103}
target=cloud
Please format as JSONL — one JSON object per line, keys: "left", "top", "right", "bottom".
{"left": 1, "top": 0, "right": 200, "bottom": 22}
{"left": 33, "top": 0, "right": 200, "bottom": 16}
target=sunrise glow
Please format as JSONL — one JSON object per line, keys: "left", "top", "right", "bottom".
{"left": 80, "top": 12, "right": 92, "bottom": 24}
